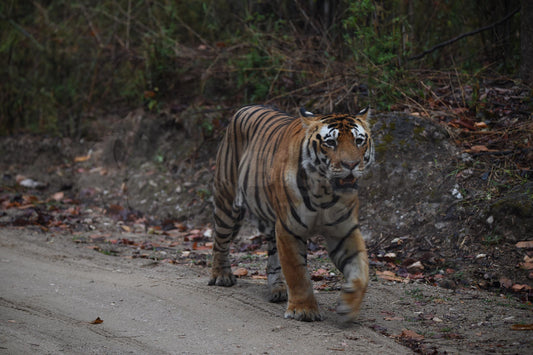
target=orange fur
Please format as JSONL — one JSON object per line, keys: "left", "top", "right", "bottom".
{"left": 210, "top": 105, "right": 374, "bottom": 322}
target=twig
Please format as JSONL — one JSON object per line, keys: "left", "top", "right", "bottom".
{"left": 419, "top": 80, "right": 453, "bottom": 112}
{"left": 408, "top": 7, "right": 520, "bottom": 61}
{"left": 264, "top": 76, "right": 342, "bottom": 103}
{"left": 75, "top": 5, "right": 103, "bottom": 48}
{"left": 2, "top": 16, "right": 44, "bottom": 51}
{"left": 470, "top": 147, "right": 533, "bottom": 157}
{"left": 334, "top": 81, "right": 360, "bottom": 107}
{"left": 126, "top": 0, "right": 131, "bottom": 49}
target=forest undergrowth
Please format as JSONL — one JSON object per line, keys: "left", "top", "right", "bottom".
{"left": 1, "top": 0, "right": 532, "bottom": 312}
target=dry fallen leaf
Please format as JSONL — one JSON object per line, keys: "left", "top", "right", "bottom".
{"left": 511, "top": 324, "right": 533, "bottom": 331}
{"left": 51, "top": 192, "right": 64, "bottom": 201}
{"left": 406, "top": 261, "right": 424, "bottom": 272}
{"left": 516, "top": 241, "right": 533, "bottom": 249}
{"left": 468, "top": 145, "right": 489, "bottom": 153}
{"left": 519, "top": 262, "right": 533, "bottom": 270}
{"left": 74, "top": 150, "right": 92, "bottom": 163}
{"left": 192, "top": 242, "right": 211, "bottom": 250}
{"left": 74, "top": 154, "right": 91, "bottom": 163}
{"left": 234, "top": 268, "right": 248, "bottom": 277}
{"left": 376, "top": 270, "right": 407, "bottom": 283}
{"left": 90, "top": 317, "right": 103, "bottom": 324}
{"left": 511, "top": 284, "right": 532, "bottom": 292}
{"left": 499, "top": 277, "right": 513, "bottom": 289}
{"left": 397, "top": 329, "right": 424, "bottom": 342}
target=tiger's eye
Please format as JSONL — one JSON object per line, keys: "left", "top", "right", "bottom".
{"left": 355, "top": 138, "right": 365, "bottom": 146}
{"left": 324, "top": 139, "right": 336, "bottom": 147}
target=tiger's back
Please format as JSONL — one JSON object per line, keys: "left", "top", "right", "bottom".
{"left": 213, "top": 105, "right": 302, "bottom": 232}
{"left": 210, "top": 105, "right": 374, "bottom": 322}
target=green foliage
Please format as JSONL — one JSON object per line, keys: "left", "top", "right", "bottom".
{"left": 341, "top": 0, "right": 411, "bottom": 109}
{"left": 343, "top": 0, "right": 406, "bottom": 66}
{"left": 0, "top": 0, "right": 523, "bottom": 135}
{"left": 233, "top": 43, "right": 281, "bottom": 102}
{"left": 0, "top": 0, "right": 228, "bottom": 136}
{"left": 405, "top": 288, "right": 425, "bottom": 301}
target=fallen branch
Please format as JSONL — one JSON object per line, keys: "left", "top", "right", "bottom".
{"left": 408, "top": 7, "right": 520, "bottom": 61}
{"left": 468, "top": 147, "right": 533, "bottom": 157}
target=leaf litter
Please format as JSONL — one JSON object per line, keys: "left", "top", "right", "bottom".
{"left": 1, "top": 84, "right": 532, "bottom": 353}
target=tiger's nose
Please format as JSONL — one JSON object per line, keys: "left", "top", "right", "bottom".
{"left": 341, "top": 161, "right": 359, "bottom": 170}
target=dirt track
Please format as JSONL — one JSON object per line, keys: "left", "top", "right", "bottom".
{"left": 0, "top": 228, "right": 409, "bottom": 354}
{"left": 1, "top": 228, "right": 532, "bottom": 354}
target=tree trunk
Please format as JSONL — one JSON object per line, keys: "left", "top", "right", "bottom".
{"left": 520, "top": 0, "right": 533, "bottom": 85}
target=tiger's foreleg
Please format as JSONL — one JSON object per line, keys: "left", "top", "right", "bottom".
{"left": 327, "top": 226, "right": 368, "bottom": 321}
{"left": 276, "top": 221, "right": 322, "bottom": 321}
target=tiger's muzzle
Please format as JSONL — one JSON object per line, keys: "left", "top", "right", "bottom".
{"left": 331, "top": 174, "right": 358, "bottom": 190}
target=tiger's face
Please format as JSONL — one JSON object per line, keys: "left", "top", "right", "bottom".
{"left": 301, "top": 108, "right": 374, "bottom": 190}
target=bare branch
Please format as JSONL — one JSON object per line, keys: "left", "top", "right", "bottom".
{"left": 408, "top": 7, "right": 520, "bottom": 61}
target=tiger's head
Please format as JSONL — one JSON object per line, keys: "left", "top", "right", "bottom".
{"left": 300, "top": 107, "right": 374, "bottom": 190}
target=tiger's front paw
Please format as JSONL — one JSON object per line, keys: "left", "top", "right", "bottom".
{"left": 208, "top": 269, "right": 236, "bottom": 287}
{"left": 284, "top": 301, "right": 323, "bottom": 322}
{"left": 336, "top": 279, "right": 366, "bottom": 321}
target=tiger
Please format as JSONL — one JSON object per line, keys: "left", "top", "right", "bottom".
{"left": 209, "top": 105, "right": 374, "bottom": 322}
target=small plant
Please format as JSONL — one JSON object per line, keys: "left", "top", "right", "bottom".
{"left": 483, "top": 234, "right": 502, "bottom": 246}
{"left": 196, "top": 188, "right": 211, "bottom": 200}
{"left": 406, "top": 288, "right": 425, "bottom": 301}
{"left": 233, "top": 42, "right": 281, "bottom": 102}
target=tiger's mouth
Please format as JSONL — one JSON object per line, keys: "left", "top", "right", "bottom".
{"left": 332, "top": 174, "right": 358, "bottom": 190}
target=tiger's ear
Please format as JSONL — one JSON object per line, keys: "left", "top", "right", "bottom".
{"left": 299, "top": 107, "right": 314, "bottom": 117}
{"left": 300, "top": 107, "right": 318, "bottom": 128}
{"left": 357, "top": 107, "right": 370, "bottom": 121}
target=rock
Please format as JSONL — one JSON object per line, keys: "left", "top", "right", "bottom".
{"left": 203, "top": 228, "right": 213, "bottom": 238}
{"left": 451, "top": 190, "right": 463, "bottom": 200}
{"left": 19, "top": 178, "right": 47, "bottom": 189}
{"left": 437, "top": 279, "right": 457, "bottom": 289}
{"left": 435, "top": 222, "right": 448, "bottom": 230}
{"left": 390, "top": 237, "right": 402, "bottom": 245}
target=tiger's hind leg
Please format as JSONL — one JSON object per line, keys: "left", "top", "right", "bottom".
{"left": 208, "top": 201, "right": 244, "bottom": 287}
{"left": 262, "top": 224, "right": 287, "bottom": 302}
{"left": 327, "top": 226, "right": 369, "bottom": 321}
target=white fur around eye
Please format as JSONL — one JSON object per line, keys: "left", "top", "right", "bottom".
{"left": 320, "top": 126, "right": 338, "bottom": 141}
{"left": 352, "top": 125, "right": 367, "bottom": 146}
